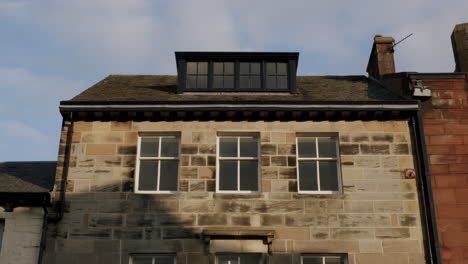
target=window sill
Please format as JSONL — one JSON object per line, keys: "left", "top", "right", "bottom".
{"left": 293, "top": 192, "right": 345, "bottom": 199}
{"left": 134, "top": 191, "right": 178, "bottom": 194}
{"left": 213, "top": 193, "right": 264, "bottom": 199}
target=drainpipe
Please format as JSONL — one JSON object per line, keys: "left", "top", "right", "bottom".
{"left": 37, "top": 206, "right": 48, "bottom": 264}
{"left": 410, "top": 110, "right": 442, "bottom": 264}
{"left": 49, "top": 112, "right": 74, "bottom": 223}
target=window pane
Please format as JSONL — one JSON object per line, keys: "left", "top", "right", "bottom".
{"left": 240, "top": 161, "right": 258, "bottom": 191}
{"left": 214, "top": 62, "right": 223, "bottom": 74}
{"left": 186, "top": 75, "right": 197, "bottom": 89}
{"left": 198, "top": 62, "right": 208, "bottom": 74}
{"left": 240, "top": 62, "right": 250, "bottom": 75}
{"left": 224, "top": 76, "right": 234, "bottom": 89}
{"left": 240, "top": 76, "right": 250, "bottom": 89}
{"left": 220, "top": 138, "right": 237, "bottom": 157}
{"left": 138, "top": 161, "right": 158, "bottom": 191}
{"left": 219, "top": 161, "right": 238, "bottom": 191}
{"left": 242, "top": 254, "right": 262, "bottom": 264}
{"left": 251, "top": 76, "right": 261, "bottom": 89}
{"left": 218, "top": 256, "right": 239, "bottom": 264}
{"left": 277, "top": 62, "right": 288, "bottom": 75}
{"left": 277, "top": 76, "right": 288, "bottom": 89}
{"left": 197, "top": 75, "right": 208, "bottom": 88}
{"left": 187, "top": 62, "right": 197, "bottom": 74}
{"left": 302, "top": 256, "right": 323, "bottom": 264}
{"left": 160, "top": 137, "right": 179, "bottom": 157}
{"left": 159, "top": 160, "right": 178, "bottom": 191}
{"left": 299, "top": 161, "right": 318, "bottom": 191}
{"left": 298, "top": 137, "right": 317, "bottom": 158}
{"left": 318, "top": 137, "right": 337, "bottom": 157}
{"left": 325, "top": 257, "right": 342, "bottom": 264}
{"left": 251, "top": 63, "right": 260, "bottom": 75}
{"left": 266, "top": 76, "right": 276, "bottom": 89}
{"left": 155, "top": 256, "right": 175, "bottom": 264}
{"left": 140, "top": 137, "right": 159, "bottom": 157}
{"left": 224, "top": 62, "right": 234, "bottom": 74}
{"left": 266, "top": 62, "right": 276, "bottom": 75}
{"left": 213, "top": 76, "right": 223, "bottom": 89}
{"left": 319, "top": 161, "right": 339, "bottom": 191}
{"left": 240, "top": 137, "right": 257, "bottom": 157}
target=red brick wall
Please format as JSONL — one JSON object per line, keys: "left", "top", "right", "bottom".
{"left": 421, "top": 77, "right": 468, "bottom": 264}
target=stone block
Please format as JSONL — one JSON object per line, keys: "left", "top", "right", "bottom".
{"left": 355, "top": 253, "right": 409, "bottom": 264}
{"left": 288, "top": 180, "right": 297, "bottom": 192}
{"left": 86, "top": 144, "right": 116, "bottom": 155}
{"left": 113, "top": 228, "right": 144, "bottom": 239}
{"left": 261, "top": 144, "right": 277, "bottom": 155}
{"left": 156, "top": 214, "right": 196, "bottom": 226}
{"left": 381, "top": 156, "right": 398, "bottom": 168}
{"left": 269, "top": 254, "right": 293, "bottom": 264}
{"left": 207, "top": 155, "right": 216, "bottom": 166}
{"left": 371, "top": 133, "right": 394, "bottom": 143}
{"left": 278, "top": 144, "right": 295, "bottom": 155}
{"left": 180, "top": 200, "right": 214, "bottom": 213}
{"left": 89, "top": 214, "right": 123, "bottom": 227}
{"left": 279, "top": 168, "right": 296, "bottom": 179}
{"left": 330, "top": 228, "right": 374, "bottom": 239}
{"left": 374, "top": 201, "right": 403, "bottom": 213}
{"left": 118, "top": 145, "right": 137, "bottom": 155}
{"left": 55, "top": 239, "right": 95, "bottom": 253}
{"left": 382, "top": 239, "right": 421, "bottom": 253}
{"left": 359, "top": 240, "right": 382, "bottom": 253}
{"left": 189, "top": 180, "right": 205, "bottom": 191}
{"left": 199, "top": 144, "right": 216, "bottom": 154}
{"left": 252, "top": 201, "right": 303, "bottom": 213}
{"left": 338, "top": 214, "right": 374, "bottom": 227}
{"left": 111, "top": 122, "right": 131, "bottom": 131}
{"left": 398, "top": 215, "right": 418, "bottom": 227}
{"left": 198, "top": 167, "right": 215, "bottom": 179}
{"left": 271, "top": 156, "right": 287, "bottom": 166}
{"left": 340, "top": 144, "right": 360, "bottom": 155}
{"left": 180, "top": 167, "right": 198, "bottom": 179}
{"left": 271, "top": 132, "right": 286, "bottom": 143}
{"left": 261, "top": 214, "right": 284, "bottom": 226}
{"left": 310, "top": 228, "right": 329, "bottom": 240}
{"left": 276, "top": 227, "right": 310, "bottom": 240}
{"left": 68, "top": 228, "right": 112, "bottom": 240}
{"left": 262, "top": 167, "right": 278, "bottom": 179}
{"left": 271, "top": 180, "right": 288, "bottom": 192}
{"left": 344, "top": 201, "right": 374, "bottom": 213}
{"left": 214, "top": 200, "right": 251, "bottom": 213}
{"left": 287, "top": 156, "right": 296, "bottom": 166}
{"left": 191, "top": 156, "right": 206, "bottom": 166}
{"left": 183, "top": 240, "right": 204, "bottom": 253}
{"left": 122, "top": 156, "right": 136, "bottom": 167}
{"left": 285, "top": 214, "right": 316, "bottom": 226}
{"left": 77, "top": 157, "right": 94, "bottom": 167}
{"left": 352, "top": 134, "right": 369, "bottom": 142}
{"left": 181, "top": 144, "right": 198, "bottom": 154}
{"left": 162, "top": 228, "right": 200, "bottom": 239}
{"left": 304, "top": 200, "right": 327, "bottom": 214}
{"left": 95, "top": 156, "right": 122, "bottom": 167}
{"left": 360, "top": 144, "right": 390, "bottom": 155}
{"left": 144, "top": 227, "right": 161, "bottom": 240}
{"left": 98, "top": 200, "right": 129, "bottom": 213}
{"left": 293, "top": 240, "right": 359, "bottom": 253}
{"left": 198, "top": 214, "right": 227, "bottom": 225}
{"left": 230, "top": 215, "right": 251, "bottom": 226}
{"left": 375, "top": 228, "right": 410, "bottom": 239}
{"left": 391, "top": 144, "right": 409, "bottom": 154}
{"left": 354, "top": 156, "right": 380, "bottom": 168}
{"left": 124, "top": 132, "right": 138, "bottom": 144}
{"left": 261, "top": 156, "right": 270, "bottom": 166}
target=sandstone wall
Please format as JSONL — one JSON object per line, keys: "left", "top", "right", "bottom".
{"left": 44, "top": 120, "right": 425, "bottom": 264}
{"left": 0, "top": 207, "right": 44, "bottom": 264}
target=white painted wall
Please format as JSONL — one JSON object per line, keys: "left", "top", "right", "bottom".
{"left": 0, "top": 207, "right": 44, "bottom": 264}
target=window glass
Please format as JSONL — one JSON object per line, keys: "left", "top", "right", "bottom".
{"left": 297, "top": 136, "right": 340, "bottom": 192}
{"left": 138, "top": 160, "right": 158, "bottom": 191}
{"left": 213, "top": 62, "right": 235, "bottom": 89}
{"left": 131, "top": 255, "right": 175, "bottom": 264}
{"left": 302, "top": 256, "right": 322, "bottom": 264}
{"left": 217, "top": 254, "right": 261, "bottom": 264}
{"left": 186, "top": 61, "right": 208, "bottom": 89}
{"left": 218, "top": 136, "right": 259, "bottom": 192}
{"left": 132, "top": 256, "right": 153, "bottom": 264}
{"left": 219, "top": 161, "right": 238, "bottom": 190}
{"left": 137, "top": 136, "right": 180, "bottom": 192}
{"left": 302, "top": 255, "right": 345, "bottom": 264}
{"left": 240, "top": 160, "right": 258, "bottom": 191}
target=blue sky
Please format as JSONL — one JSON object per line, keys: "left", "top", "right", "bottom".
{"left": 1, "top": 0, "right": 467, "bottom": 161}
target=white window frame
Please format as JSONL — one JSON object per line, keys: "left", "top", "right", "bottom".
{"left": 134, "top": 134, "right": 181, "bottom": 194}
{"left": 296, "top": 135, "right": 342, "bottom": 194}
{"left": 301, "top": 254, "right": 347, "bottom": 264}
{"left": 216, "top": 253, "right": 265, "bottom": 264}
{"left": 129, "top": 254, "right": 176, "bottom": 264}
{"left": 216, "top": 134, "right": 260, "bottom": 193}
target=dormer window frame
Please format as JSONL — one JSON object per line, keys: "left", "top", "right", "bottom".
{"left": 175, "top": 52, "right": 298, "bottom": 93}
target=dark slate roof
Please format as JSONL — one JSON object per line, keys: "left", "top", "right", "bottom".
{"left": 65, "top": 75, "right": 406, "bottom": 103}
{"left": 0, "top": 162, "right": 56, "bottom": 193}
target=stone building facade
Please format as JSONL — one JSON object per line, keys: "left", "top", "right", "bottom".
{"left": 44, "top": 119, "right": 425, "bottom": 264}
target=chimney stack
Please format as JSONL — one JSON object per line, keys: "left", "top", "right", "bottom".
{"left": 452, "top": 23, "right": 468, "bottom": 73}
{"left": 367, "top": 35, "right": 396, "bottom": 79}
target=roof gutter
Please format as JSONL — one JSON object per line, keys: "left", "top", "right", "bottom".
{"left": 60, "top": 103, "right": 419, "bottom": 112}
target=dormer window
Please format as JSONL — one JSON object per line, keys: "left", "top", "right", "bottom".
{"left": 176, "top": 52, "right": 298, "bottom": 93}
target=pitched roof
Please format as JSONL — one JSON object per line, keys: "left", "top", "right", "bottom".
{"left": 0, "top": 161, "right": 56, "bottom": 193}
{"left": 65, "top": 75, "right": 407, "bottom": 104}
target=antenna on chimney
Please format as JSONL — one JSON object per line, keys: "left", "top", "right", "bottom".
{"left": 392, "top": 33, "right": 413, "bottom": 51}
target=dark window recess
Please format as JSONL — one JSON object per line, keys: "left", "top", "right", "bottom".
{"left": 187, "top": 61, "right": 208, "bottom": 89}
{"left": 266, "top": 62, "right": 288, "bottom": 89}
{"left": 240, "top": 62, "right": 261, "bottom": 89}
{"left": 176, "top": 52, "right": 298, "bottom": 93}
